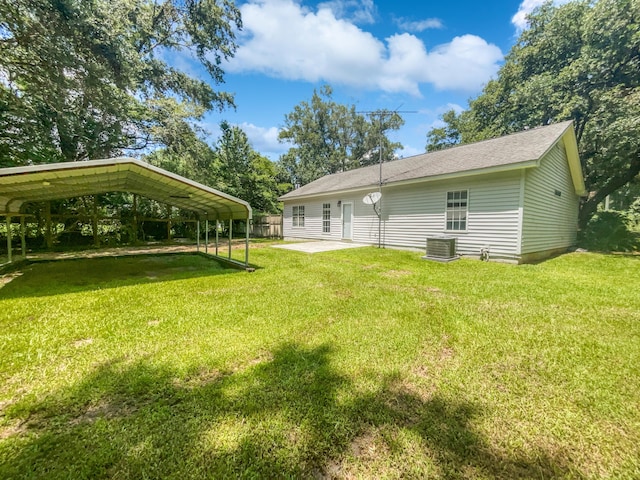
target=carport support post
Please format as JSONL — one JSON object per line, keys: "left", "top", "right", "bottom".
{"left": 228, "top": 219, "right": 232, "bottom": 259}
{"left": 132, "top": 194, "right": 138, "bottom": 244}
{"left": 92, "top": 196, "right": 99, "bottom": 247}
{"left": 5, "top": 215, "right": 12, "bottom": 263}
{"left": 215, "top": 220, "right": 219, "bottom": 255}
{"left": 196, "top": 217, "right": 200, "bottom": 252}
{"left": 45, "top": 201, "right": 52, "bottom": 249}
{"left": 166, "top": 205, "right": 172, "bottom": 241}
{"left": 205, "top": 219, "right": 209, "bottom": 254}
{"left": 20, "top": 216, "right": 26, "bottom": 258}
{"left": 245, "top": 219, "right": 249, "bottom": 266}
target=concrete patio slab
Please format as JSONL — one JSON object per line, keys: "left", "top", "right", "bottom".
{"left": 272, "top": 241, "right": 368, "bottom": 253}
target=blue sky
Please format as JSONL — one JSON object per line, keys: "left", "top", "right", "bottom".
{"left": 177, "top": 0, "right": 561, "bottom": 160}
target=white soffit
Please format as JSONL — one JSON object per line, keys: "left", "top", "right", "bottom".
{"left": 0, "top": 157, "right": 252, "bottom": 221}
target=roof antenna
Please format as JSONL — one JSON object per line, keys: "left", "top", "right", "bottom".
{"left": 356, "top": 107, "right": 417, "bottom": 248}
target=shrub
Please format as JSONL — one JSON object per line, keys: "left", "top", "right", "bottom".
{"left": 579, "top": 210, "right": 639, "bottom": 252}
{"left": 628, "top": 197, "right": 640, "bottom": 232}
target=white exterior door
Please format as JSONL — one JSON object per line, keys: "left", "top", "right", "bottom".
{"left": 342, "top": 203, "right": 353, "bottom": 240}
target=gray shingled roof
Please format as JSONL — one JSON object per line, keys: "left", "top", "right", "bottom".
{"left": 279, "top": 120, "right": 574, "bottom": 200}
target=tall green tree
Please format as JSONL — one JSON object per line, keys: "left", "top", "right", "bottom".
{"left": 425, "top": 0, "right": 640, "bottom": 228}
{"left": 426, "top": 110, "right": 467, "bottom": 152}
{"left": 145, "top": 121, "right": 288, "bottom": 213}
{"left": 144, "top": 126, "right": 221, "bottom": 183}
{"left": 214, "top": 121, "right": 287, "bottom": 213}
{"left": 0, "top": 0, "right": 241, "bottom": 167}
{"left": 278, "top": 85, "right": 404, "bottom": 186}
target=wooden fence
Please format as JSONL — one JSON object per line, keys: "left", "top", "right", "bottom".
{"left": 251, "top": 215, "right": 282, "bottom": 238}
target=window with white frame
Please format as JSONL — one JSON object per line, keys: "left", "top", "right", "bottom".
{"left": 322, "top": 203, "right": 331, "bottom": 233}
{"left": 292, "top": 205, "right": 305, "bottom": 227}
{"left": 445, "top": 190, "right": 468, "bottom": 231}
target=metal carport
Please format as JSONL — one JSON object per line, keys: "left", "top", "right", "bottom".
{"left": 0, "top": 157, "right": 252, "bottom": 266}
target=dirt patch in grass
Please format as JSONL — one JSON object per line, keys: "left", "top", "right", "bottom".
{"left": 419, "top": 286, "right": 458, "bottom": 304}
{"left": 72, "top": 338, "right": 94, "bottom": 348}
{"left": 405, "top": 336, "right": 454, "bottom": 399}
{"left": 0, "top": 272, "right": 23, "bottom": 289}
{"left": 439, "top": 346, "right": 454, "bottom": 362}
{"left": 0, "top": 399, "right": 21, "bottom": 440}
{"left": 319, "top": 427, "right": 391, "bottom": 479}
{"left": 69, "top": 398, "right": 142, "bottom": 426}
{"left": 239, "top": 351, "right": 275, "bottom": 370}
{"left": 424, "top": 286, "right": 443, "bottom": 294}
{"left": 333, "top": 289, "right": 353, "bottom": 299}
{"left": 0, "top": 419, "right": 27, "bottom": 440}
{"left": 2, "top": 394, "right": 148, "bottom": 434}
{"left": 381, "top": 269, "right": 413, "bottom": 278}
{"left": 391, "top": 375, "right": 435, "bottom": 405}
{"left": 177, "top": 368, "right": 224, "bottom": 389}
{"left": 349, "top": 427, "right": 390, "bottom": 460}
{"left": 0, "top": 399, "right": 11, "bottom": 414}
{"left": 173, "top": 351, "right": 276, "bottom": 390}
{"left": 361, "top": 264, "right": 380, "bottom": 270}
{"left": 413, "top": 335, "right": 455, "bottom": 374}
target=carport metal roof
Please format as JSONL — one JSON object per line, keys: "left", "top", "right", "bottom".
{"left": 0, "top": 157, "right": 252, "bottom": 221}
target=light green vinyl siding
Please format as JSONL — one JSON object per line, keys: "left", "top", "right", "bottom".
{"left": 283, "top": 172, "right": 522, "bottom": 259}
{"left": 282, "top": 197, "right": 342, "bottom": 241}
{"left": 352, "top": 171, "right": 522, "bottom": 259}
{"left": 521, "top": 142, "right": 580, "bottom": 254}
{"left": 282, "top": 143, "right": 580, "bottom": 261}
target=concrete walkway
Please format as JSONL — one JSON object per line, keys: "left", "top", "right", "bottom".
{"left": 271, "top": 241, "right": 368, "bottom": 253}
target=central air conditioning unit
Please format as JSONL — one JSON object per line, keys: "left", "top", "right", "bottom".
{"left": 422, "top": 236, "right": 459, "bottom": 262}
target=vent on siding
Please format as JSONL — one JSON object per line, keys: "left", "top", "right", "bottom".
{"left": 422, "top": 236, "right": 459, "bottom": 262}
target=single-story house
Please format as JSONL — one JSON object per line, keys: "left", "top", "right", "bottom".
{"left": 278, "top": 120, "right": 587, "bottom": 263}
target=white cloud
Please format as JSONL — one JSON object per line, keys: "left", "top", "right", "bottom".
{"left": 418, "top": 103, "right": 464, "bottom": 118}
{"left": 226, "top": 0, "right": 503, "bottom": 96}
{"left": 443, "top": 102, "right": 464, "bottom": 114}
{"left": 317, "top": 0, "right": 376, "bottom": 24}
{"left": 397, "top": 144, "right": 423, "bottom": 158}
{"left": 395, "top": 17, "right": 443, "bottom": 32}
{"left": 229, "top": 0, "right": 384, "bottom": 86}
{"left": 195, "top": 119, "right": 290, "bottom": 159}
{"left": 239, "top": 122, "right": 291, "bottom": 157}
{"left": 424, "top": 115, "right": 459, "bottom": 133}
{"left": 381, "top": 33, "right": 503, "bottom": 93}
{"left": 512, "top": 0, "right": 572, "bottom": 31}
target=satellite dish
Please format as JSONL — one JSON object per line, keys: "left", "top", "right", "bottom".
{"left": 363, "top": 191, "right": 382, "bottom": 205}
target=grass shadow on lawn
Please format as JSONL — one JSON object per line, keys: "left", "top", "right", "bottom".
{"left": 0, "top": 254, "right": 243, "bottom": 300}
{"left": 1, "top": 343, "right": 575, "bottom": 479}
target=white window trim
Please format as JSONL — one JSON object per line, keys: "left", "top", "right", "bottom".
{"left": 322, "top": 203, "right": 331, "bottom": 234}
{"left": 292, "top": 205, "right": 305, "bottom": 228}
{"left": 444, "top": 189, "right": 469, "bottom": 233}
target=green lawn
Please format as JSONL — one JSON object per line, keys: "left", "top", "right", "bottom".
{"left": 0, "top": 246, "right": 639, "bottom": 479}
